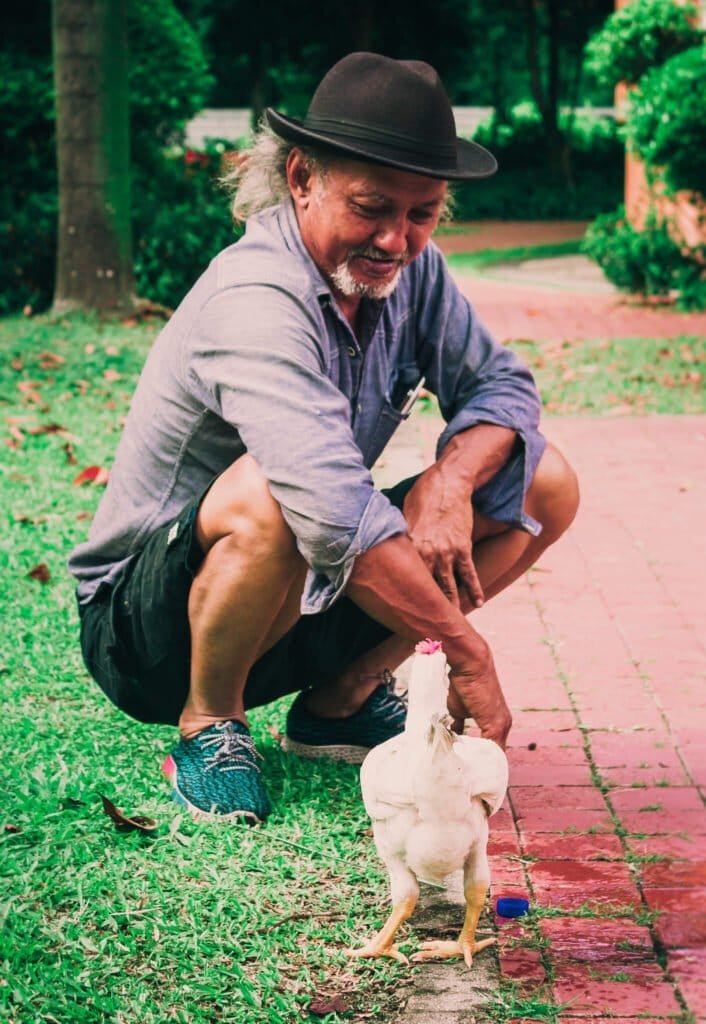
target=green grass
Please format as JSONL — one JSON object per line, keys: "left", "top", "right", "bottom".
{"left": 506, "top": 335, "right": 706, "bottom": 414}
{"left": 0, "top": 315, "right": 404, "bottom": 1022}
{"left": 446, "top": 240, "right": 583, "bottom": 269}
{"left": 1, "top": 309, "right": 702, "bottom": 1021}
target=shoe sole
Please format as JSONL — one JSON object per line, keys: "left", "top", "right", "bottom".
{"left": 162, "top": 754, "right": 265, "bottom": 825}
{"left": 281, "top": 736, "right": 370, "bottom": 764}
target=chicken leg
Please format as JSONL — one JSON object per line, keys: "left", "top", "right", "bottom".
{"left": 348, "top": 864, "right": 419, "bottom": 964}
{"left": 410, "top": 878, "right": 494, "bottom": 967}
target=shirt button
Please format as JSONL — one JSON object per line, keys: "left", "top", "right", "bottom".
{"left": 346, "top": 345, "right": 357, "bottom": 357}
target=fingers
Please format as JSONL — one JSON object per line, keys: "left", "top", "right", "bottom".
{"left": 418, "top": 540, "right": 481, "bottom": 610}
{"left": 456, "top": 551, "right": 484, "bottom": 609}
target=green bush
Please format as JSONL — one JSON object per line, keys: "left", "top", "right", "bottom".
{"left": 584, "top": 0, "right": 702, "bottom": 89}
{"left": 628, "top": 45, "right": 706, "bottom": 197}
{"left": 0, "top": 0, "right": 218, "bottom": 314}
{"left": 133, "top": 144, "right": 241, "bottom": 308}
{"left": 452, "top": 104, "right": 623, "bottom": 220}
{"left": 582, "top": 205, "right": 706, "bottom": 308}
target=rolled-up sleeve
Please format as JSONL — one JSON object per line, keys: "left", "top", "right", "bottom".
{"left": 188, "top": 285, "right": 407, "bottom": 613}
{"left": 416, "top": 245, "right": 546, "bottom": 531}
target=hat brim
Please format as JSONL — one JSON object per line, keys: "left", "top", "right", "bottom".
{"left": 266, "top": 108, "right": 497, "bottom": 181}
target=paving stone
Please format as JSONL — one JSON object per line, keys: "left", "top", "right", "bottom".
{"left": 668, "top": 949, "right": 706, "bottom": 1017}
{"left": 514, "top": 807, "right": 614, "bottom": 834}
{"left": 654, "top": 912, "right": 706, "bottom": 948}
{"left": 380, "top": 373, "right": 706, "bottom": 1020}
{"left": 498, "top": 947, "right": 546, "bottom": 985}
{"left": 640, "top": 860, "right": 706, "bottom": 887}
{"left": 609, "top": 786, "right": 705, "bottom": 813}
{"left": 625, "top": 834, "right": 706, "bottom": 861}
{"left": 617, "top": 808, "right": 706, "bottom": 836}
{"left": 643, "top": 887, "right": 706, "bottom": 913}
{"left": 551, "top": 977, "right": 681, "bottom": 1017}
{"left": 520, "top": 832, "right": 624, "bottom": 861}
{"left": 510, "top": 786, "right": 606, "bottom": 813}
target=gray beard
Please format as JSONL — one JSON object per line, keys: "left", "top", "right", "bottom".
{"left": 330, "top": 258, "right": 405, "bottom": 301}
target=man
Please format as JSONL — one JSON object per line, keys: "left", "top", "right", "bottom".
{"left": 69, "top": 53, "right": 579, "bottom": 825}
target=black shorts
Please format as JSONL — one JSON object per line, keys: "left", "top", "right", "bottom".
{"left": 79, "top": 479, "right": 419, "bottom": 726}
{"left": 79, "top": 448, "right": 534, "bottom": 726}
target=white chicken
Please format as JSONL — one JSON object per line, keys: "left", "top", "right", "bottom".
{"left": 349, "top": 639, "right": 508, "bottom": 968}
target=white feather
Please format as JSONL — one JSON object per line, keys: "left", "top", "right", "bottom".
{"left": 360, "top": 645, "right": 508, "bottom": 887}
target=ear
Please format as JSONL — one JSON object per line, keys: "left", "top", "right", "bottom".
{"left": 286, "top": 149, "right": 316, "bottom": 209}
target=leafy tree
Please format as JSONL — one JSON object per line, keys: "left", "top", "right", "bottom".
{"left": 584, "top": 0, "right": 702, "bottom": 89}
{"left": 627, "top": 44, "right": 706, "bottom": 196}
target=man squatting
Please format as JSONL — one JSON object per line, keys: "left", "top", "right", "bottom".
{"left": 69, "top": 53, "right": 579, "bottom": 824}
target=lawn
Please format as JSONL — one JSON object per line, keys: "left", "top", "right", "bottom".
{"left": 1, "top": 311, "right": 704, "bottom": 1023}
{"left": 0, "top": 316, "right": 404, "bottom": 1024}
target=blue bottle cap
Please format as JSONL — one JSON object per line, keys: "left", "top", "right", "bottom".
{"left": 495, "top": 896, "right": 530, "bottom": 918}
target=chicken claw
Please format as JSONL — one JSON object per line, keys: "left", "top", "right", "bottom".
{"left": 348, "top": 942, "right": 409, "bottom": 965}
{"left": 411, "top": 935, "right": 496, "bottom": 968}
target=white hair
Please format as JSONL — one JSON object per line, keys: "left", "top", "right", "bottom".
{"left": 222, "top": 121, "right": 335, "bottom": 223}
{"left": 222, "top": 120, "right": 455, "bottom": 224}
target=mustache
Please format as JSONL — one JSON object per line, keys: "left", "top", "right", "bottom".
{"left": 348, "top": 245, "right": 410, "bottom": 263}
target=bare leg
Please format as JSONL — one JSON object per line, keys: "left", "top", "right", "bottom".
{"left": 314, "top": 441, "right": 579, "bottom": 704}
{"left": 179, "top": 455, "right": 307, "bottom": 738}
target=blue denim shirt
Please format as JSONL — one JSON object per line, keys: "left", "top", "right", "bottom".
{"left": 69, "top": 201, "right": 544, "bottom": 613}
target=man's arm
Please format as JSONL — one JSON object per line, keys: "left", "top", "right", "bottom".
{"left": 346, "top": 531, "right": 512, "bottom": 746}
{"left": 401, "top": 423, "right": 516, "bottom": 608}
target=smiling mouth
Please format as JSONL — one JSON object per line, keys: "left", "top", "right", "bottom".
{"left": 350, "top": 250, "right": 408, "bottom": 279}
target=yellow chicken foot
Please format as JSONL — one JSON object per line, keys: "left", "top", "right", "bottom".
{"left": 348, "top": 895, "right": 417, "bottom": 965}
{"left": 410, "top": 881, "right": 494, "bottom": 968}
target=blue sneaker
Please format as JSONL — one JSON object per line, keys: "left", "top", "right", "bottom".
{"left": 282, "top": 675, "right": 407, "bottom": 764}
{"left": 162, "top": 720, "right": 271, "bottom": 824}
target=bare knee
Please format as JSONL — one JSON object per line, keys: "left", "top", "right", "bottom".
{"left": 195, "top": 454, "right": 298, "bottom": 561}
{"left": 526, "top": 442, "right": 579, "bottom": 542}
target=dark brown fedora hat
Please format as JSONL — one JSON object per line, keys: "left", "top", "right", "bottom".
{"left": 265, "top": 52, "right": 497, "bottom": 181}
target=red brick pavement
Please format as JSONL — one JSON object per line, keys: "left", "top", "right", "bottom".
{"left": 404, "top": 412, "right": 706, "bottom": 1020}
{"left": 435, "top": 221, "right": 706, "bottom": 343}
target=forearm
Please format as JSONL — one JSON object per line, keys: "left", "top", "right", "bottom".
{"left": 346, "top": 533, "right": 488, "bottom": 668}
{"left": 433, "top": 423, "right": 516, "bottom": 495}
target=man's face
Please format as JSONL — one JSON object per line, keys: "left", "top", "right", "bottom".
{"left": 289, "top": 152, "right": 448, "bottom": 306}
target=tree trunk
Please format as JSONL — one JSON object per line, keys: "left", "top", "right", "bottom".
{"left": 52, "top": 0, "right": 136, "bottom": 315}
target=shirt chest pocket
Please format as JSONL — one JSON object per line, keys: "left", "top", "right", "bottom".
{"left": 359, "top": 362, "right": 423, "bottom": 468}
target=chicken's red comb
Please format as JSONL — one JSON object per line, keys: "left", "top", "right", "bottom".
{"left": 415, "top": 638, "right": 443, "bottom": 655}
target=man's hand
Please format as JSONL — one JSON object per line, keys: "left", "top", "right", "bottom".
{"left": 403, "top": 470, "right": 484, "bottom": 609}
{"left": 446, "top": 644, "right": 512, "bottom": 748}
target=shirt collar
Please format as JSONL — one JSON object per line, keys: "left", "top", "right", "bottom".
{"left": 252, "top": 200, "right": 386, "bottom": 338}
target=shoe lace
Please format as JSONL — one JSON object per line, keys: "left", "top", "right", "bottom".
{"left": 200, "top": 721, "right": 260, "bottom": 773}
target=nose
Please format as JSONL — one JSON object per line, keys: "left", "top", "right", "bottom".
{"left": 373, "top": 215, "right": 408, "bottom": 256}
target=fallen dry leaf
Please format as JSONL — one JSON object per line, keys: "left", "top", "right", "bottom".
{"left": 267, "top": 724, "right": 284, "bottom": 744}
{"left": 63, "top": 441, "right": 78, "bottom": 465}
{"left": 73, "top": 465, "right": 109, "bottom": 486}
{"left": 38, "top": 351, "right": 66, "bottom": 370}
{"left": 27, "top": 422, "right": 71, "bottom": 437}
{"left": 309, "top": 993, "right": 351, "bottom": 1017}
{"left": 17, "top": 380, "right": 44, "bottom": 405}
{"left": 14, "top": 513, "right": 47, "bottom": 525}
{"left": 76, "top": 510, "right": 93, "bottom": 521}
{"left": 103, "top": 369, "right": 122, "bottom": 383}
{"left": 84, "top": 343, "right": 96, "bottom": 355}
{"left": 10, "top": 357, "right": 23, "bottom": 371}
{"left": 100, "top": 795, "right": 158, "bottom": 833}
{"left": 4, "top": 824, "right": 22, "bottom": 834}
{"left": 28, "top": 563, "right": 51, "bottom": 584}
